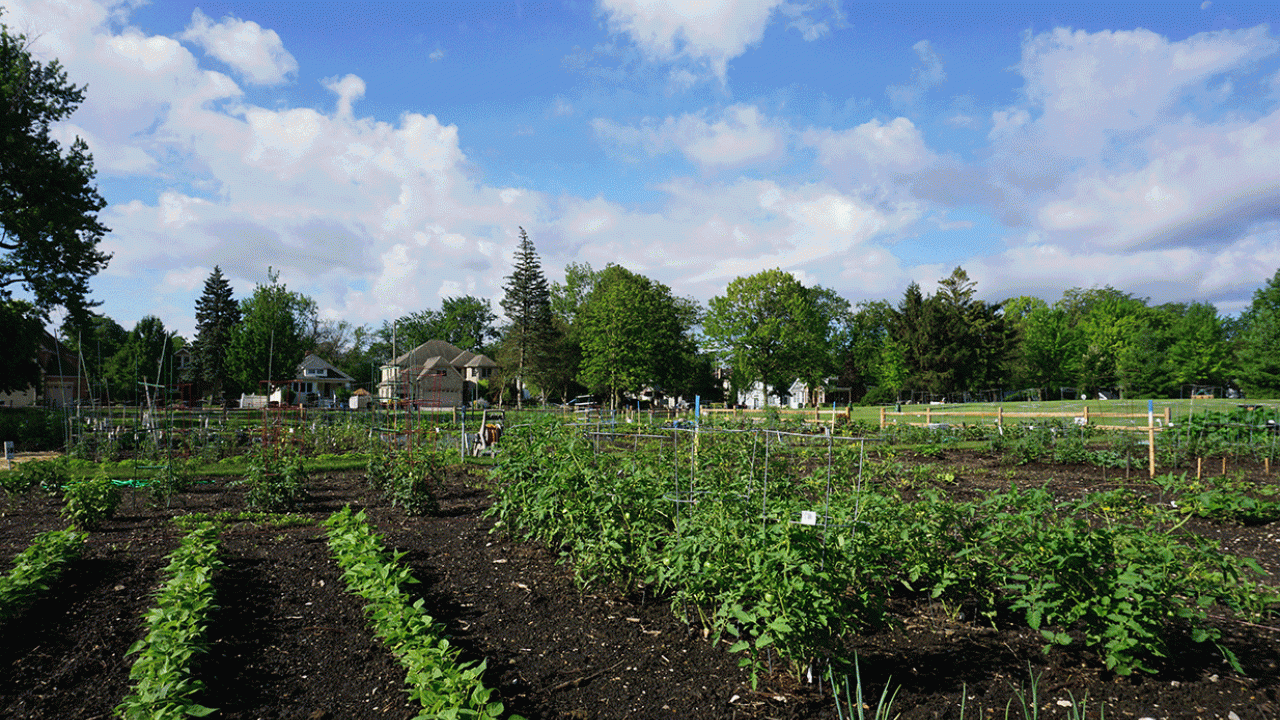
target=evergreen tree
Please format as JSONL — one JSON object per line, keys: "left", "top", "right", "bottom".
{"left": 499, "top": 228, "right": 555, "bottom": 407}
{"left": 191, "top": 266, "right": 240, "bottom": 401}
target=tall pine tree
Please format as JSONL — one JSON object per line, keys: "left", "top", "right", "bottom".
{"left": 499, "top": 228, "right": 554, "bottom": 408}
{"left": 191, "top": 266, "right": 240, "bottom": 401}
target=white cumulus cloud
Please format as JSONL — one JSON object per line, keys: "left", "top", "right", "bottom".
{"left": 181, "top": 9, "right": 298, "bottom": 86}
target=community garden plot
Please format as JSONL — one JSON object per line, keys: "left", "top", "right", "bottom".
{"left": 0, "top": 415, "right": 1276, "bottom": 719}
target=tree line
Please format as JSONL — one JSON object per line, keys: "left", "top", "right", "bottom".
{"left": 37, "top": 235, "right": 1280, "bottom": 408}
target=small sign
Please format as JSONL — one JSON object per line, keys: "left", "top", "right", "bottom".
{"left": 3, "top": 441, "right": 12, "bottom": 461}
{"left": 800, "top": 510, "right": 818, "bottom": 526}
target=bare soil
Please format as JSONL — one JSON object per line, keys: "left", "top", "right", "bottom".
{"left": 0, "top": 451, "right": 1277, "bottom": 720}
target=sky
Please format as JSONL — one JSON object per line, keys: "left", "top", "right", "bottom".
{"left": 5, "top": 0, "right": 1280, "bottom": 338}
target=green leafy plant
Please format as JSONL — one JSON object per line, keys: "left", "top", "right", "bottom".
{"left": 0, "top": 528, "right": 84, "bottom": 620}
{"left": 61, "top": 471, "right": 122, "bottom": 530}
{"left": 149, "top": 460, "right": 192, "bottom": 506}
{"left": 116, "top": 521, "right": 222, "bottom": 719}
{"left": 323, "top": 506, "right": 516, "bottom": 719}
{"left": 238, "top": 450, "right": 308, "bottom": 512}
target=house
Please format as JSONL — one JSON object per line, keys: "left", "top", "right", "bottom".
{"left": 378, "top": 340, "right": 496, "bottom": 408}
{"left": 734, "top": 379, "right": 827, "bottom": 409}
{"left": 0, "top": 332, "right": 89, "bottom": 408}
{"left": 282, "top": 354, "right": 355, "bottom": 406}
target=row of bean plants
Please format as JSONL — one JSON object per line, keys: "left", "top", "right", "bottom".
{"left": 117, "top": 520, "right": 223, "bottom": 719}
{"left": 323, "top": 506, "right": 514, "bottom": 719}
{"left": 488, "top": 417, "right": 1279, "bottom": 680}
{"left": 0, "top": 528, "right": 85, "bottom": 620}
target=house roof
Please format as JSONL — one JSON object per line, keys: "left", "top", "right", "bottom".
{"left": 389, "top": 340, "right": 496, "bottom": 371}
{"left": 296, "top": 354, "right": 355, "bottom": 382}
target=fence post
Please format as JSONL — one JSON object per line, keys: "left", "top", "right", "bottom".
{"left": 879, "top": 406, "right": 885, "bottom": 429}
{"left": 1083, "top": 405, "right": 1089, "bottom": 424}
{"left": 997, "top": 406, "right": 1003, "bottom": 427}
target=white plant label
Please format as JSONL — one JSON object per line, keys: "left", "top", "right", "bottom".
{"left": 800, "top": 510, "right": 818, "bottom": 526}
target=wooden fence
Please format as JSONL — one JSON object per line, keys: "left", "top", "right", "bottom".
{"left": 878, "top": 405, "right": 1172, "bottom": 432}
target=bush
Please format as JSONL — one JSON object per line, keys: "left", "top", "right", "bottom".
{"left": 860, "top": 385, "right": 897, "bottom": 406}
{"left": 61, "top": 472, "right": 122, "bottom": 530}
{"left": 0, "top": 408, "right": 66, "bottom": 451}
{"left": 3, "top": 459, "right": 71, "bottom": 496}
{"left": 240, "top": 452, "right": 308, "bottom": 512}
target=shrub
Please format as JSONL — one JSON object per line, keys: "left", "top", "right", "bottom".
{"left": 61, "top": 472, "right": 122, "bottom": 530}
{"left": 240, "top": 452, "right": 308, "bottom": 512}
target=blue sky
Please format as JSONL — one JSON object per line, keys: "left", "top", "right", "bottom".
{"left": 5, "top": 0, "right": 1280, "bottom": 337}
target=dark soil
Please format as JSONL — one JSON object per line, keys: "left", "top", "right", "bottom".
{"left": 0, "top": 451, "right": 1277, "bottom": 720}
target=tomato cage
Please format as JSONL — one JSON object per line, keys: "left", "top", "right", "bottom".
{"left": 574, "top": 420, "right": 881, "bottom": 554}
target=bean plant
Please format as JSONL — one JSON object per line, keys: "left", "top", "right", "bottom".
{"left": 0, "top": 528, "right": 84, "bottom": 620}
{"left": 117, "top": 520, "right": 222, "bottom": 719}
{"left": 324, "top": 507, "right": 516, "bottom": 719}
{"left": 61, "top": 470, "right": 122, "bottom": 530}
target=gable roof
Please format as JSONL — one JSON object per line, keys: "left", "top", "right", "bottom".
{"left": 296, "top": 354, "right": 355, "bottom": 381}
{"left": 389, "top": 340, "right": 495, "bottom": 371}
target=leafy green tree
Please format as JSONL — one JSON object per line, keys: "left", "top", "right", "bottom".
{"left": 550, "top": 261, "right": 602, "bottom": 327}
{"left": 499, "top": 228, "right": 556, "bottom": 406}
{"left": 437, "top": 295, "right": 498, "bottom": 353}
{"left": 106, "top": 316, "right": 181, "bottom": 404}
{"left": 1013, "top": 302, "right": 1080, "bottom": 398}
{"left": 381, "top": 295, "right": 498, "bottom": 356}
{"left": 0, "top": 300, "right": 43, "bottom": 395}
{"left": 1165, "top": 302, "right": 1230, "bottom": 390}
{"left": 0, "top": 13, "right": 110, "bottom": 320}
{"left": 226, "top": 271, "right": 316, "bottom": 396}
{"left": 577, "top": 265, "right": 694, "bottom": 409}
{"left": 190, "top": 266, "right": 240, "bottom": 401}
{"left": 60, "top": 312, "right": 127, "bottom": 401}
{"left": 834, "top": 300, "right": 898, "bottom": 403}
{"left": 1065, "top": 287, "right": 1150, "bottom": 395}
{"left": 703, "top": 269, "right": 830, "bottom": 406}
{"left": 1236, "top": 269, "right": 1280, "bottom": 397}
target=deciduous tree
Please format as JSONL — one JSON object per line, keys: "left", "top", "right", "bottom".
{"left": 1236, "top": 269, "right": 1280, "bottom": 397}
{"left": 226, "top": 271, "right": 316, "bottom": 396}
{"left": 0, "top": 13, "right": 109, "bottom": 319}
{"left": 577, "top": 265, "right": 694, "bottom": 409}
{"left": 703, "top": 269, "right": 829, "bottom": 406}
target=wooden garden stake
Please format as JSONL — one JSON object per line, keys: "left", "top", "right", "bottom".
{"left": 1148, "top": 424, "right": 1156, "bottom": 478}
